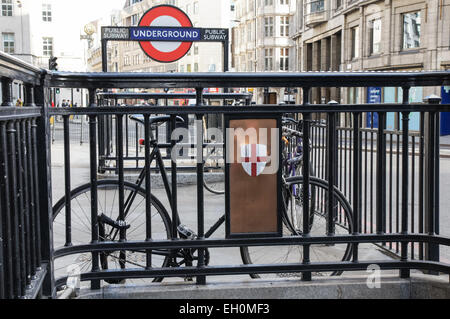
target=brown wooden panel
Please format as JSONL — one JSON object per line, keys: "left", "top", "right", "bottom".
{"left": 228, "top": 118, "right": 279, "bottom": 235}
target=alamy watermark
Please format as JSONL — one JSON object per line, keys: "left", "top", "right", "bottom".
{"left": 170, "top": 121, "right": 279, "bottom": 174}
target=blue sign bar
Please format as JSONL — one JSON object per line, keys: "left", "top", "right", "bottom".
{"left": 130, "top": 27, "right": 201, "bottom": 41}
{"left": 367, "top": 87, "right": 381, "bottom": 128}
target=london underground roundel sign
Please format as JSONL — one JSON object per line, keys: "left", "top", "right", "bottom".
{"left": 138, "top": 5, "right": 193, "bottom": 63}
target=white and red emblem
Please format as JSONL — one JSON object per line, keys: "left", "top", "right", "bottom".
{"left": 240, "top": 144, "right": 270, "bottom": 177}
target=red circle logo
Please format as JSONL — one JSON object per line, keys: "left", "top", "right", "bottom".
{"left": 138, "top": 5, "right": 193, "bottom": 63}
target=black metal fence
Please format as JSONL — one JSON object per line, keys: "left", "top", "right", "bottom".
{"left": 0, "top": 53, "right": 53, "bottom": 299}
{"left": 1, "top": 51, "right": 450, "bottom": 299}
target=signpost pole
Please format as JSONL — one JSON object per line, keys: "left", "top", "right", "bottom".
{"left": 101, "top": 39, "right": 108, "bottom": 73}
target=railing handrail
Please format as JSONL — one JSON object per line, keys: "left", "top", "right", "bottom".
{"left": 49, "top": 71, "right": 450, "bottom": 89}
{"left": 97, "top": 92, "right": 253, "bottom": 100}
{"left": 0, "top": 51, "right": 44, "bottom": 85}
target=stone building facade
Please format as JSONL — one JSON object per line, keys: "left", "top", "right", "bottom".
{"left": 293, "top": 0, "right": 450, "bottom": 106}
{"left": 232, "top": 0, "right": 296, "bottom": 103}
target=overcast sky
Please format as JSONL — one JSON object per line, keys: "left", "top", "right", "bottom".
{"left": 76, "top": 0, "right": 125, "bottom": 25}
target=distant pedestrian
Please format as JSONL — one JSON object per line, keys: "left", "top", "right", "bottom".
{"left": 16, "top": 98, "right": 23, "bottom": 107}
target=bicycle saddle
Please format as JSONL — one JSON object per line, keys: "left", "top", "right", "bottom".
{"left": 129, "top": 115, "right": 185, "bottom": 126}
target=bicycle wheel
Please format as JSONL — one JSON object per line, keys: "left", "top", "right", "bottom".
{"left": 52, "top": 180, "right": 172, "bottom": 285}
{"left": 240, "top": 176, "right": 353, "bottom": 278}
{"left": 203, "top": 146, "right": 225, "bottom": 195}
{"left": 283, "top": 160, "right": 316, "bottom": 231}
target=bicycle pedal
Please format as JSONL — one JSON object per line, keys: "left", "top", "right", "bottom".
{"left": 177, "top": 225, "right": 197, "bottom": 240}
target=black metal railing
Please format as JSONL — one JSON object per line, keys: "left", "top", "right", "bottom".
{"left": 1, "top": 50, "right": 450, "bottom": 298}
{"left": 0, "top": 52, "right": 53, "bottom": 299}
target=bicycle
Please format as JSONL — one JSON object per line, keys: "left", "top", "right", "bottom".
{"left": 52, "top": 115, "right": 353, "bottom": 285}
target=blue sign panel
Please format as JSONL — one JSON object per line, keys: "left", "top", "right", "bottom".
{"left": 367, "top": 87, "right": 381, "bottom": 128}
{"left": 441, "top": 86, "right": 450, "bottom": 136}
{"left": 130, "top": 27, "right": 201, "bottom": 41}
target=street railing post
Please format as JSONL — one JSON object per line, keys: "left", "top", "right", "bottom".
{"left": 35, "top": 74, "right": 56, "bottom": 298}
{"left": 423, "top": 94, "right": 441, "bottom": 274}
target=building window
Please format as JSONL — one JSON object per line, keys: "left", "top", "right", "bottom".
{"left": 369, "top": 19, "right": 381, "bottom": 55}
{"left": 280, "top": 48, "right": 289, "bottom": 71}
{"left": 264, "top": 17, "right": 274, "bottom": 37}
{"left": 194, "top": 45, "right": 199, "bottom": 55}
{"left": 180, "top": 65, "right": 184, "bottom": 72}
{"left": 42, "top": 37, "right": 53, "bottom": 56}
{"left": 403, "top": 12, "right": 421, "bottom": 49}
{"left": 351, "top": 26, "right": 359, "bottom": 59}
{"left": 248, "top": 53, "right": 253, "bottom": 71}
{"left": 309, "top": 0, "right": 324, "bottom": 13}
{"left": 247, "top": 23, "right": 252, "bottom": 42}
{"left": 194, "top": 63, "right": 199, "bottom": 72}
{"left": 336, "top": 0, "right": 342, "bottom": 9}
{"left": 2, "top": 33, "right": 14, "bottom": 54}
{"left": 280, "top": 0, "right": 289, "bottom": 4}
{"left": 131, "top": 14, "right": 139, "bottom": 26}
{"left": 131, "top": 0, "right": 143, "bottom": 5}
{"left": 187, "top": 64, "right": 192, "bottom": 72}
{"left": 280, "top": 17, "right": 289, "bottom": 36}
{"left": 265, "top": 0, "right": 273, "bottom": 5}
{"left": 124, "top": 56, "right": 130, "bottom": 66}
{"left": 42, "top": 4, "right": 52, "bottom": 22}
{"left": 264, "top": 48, "right": 273, "bottom": 71}
{"left": 193, "top": 2, "right": 199, "bottom": 14}
{"left": 1, "top": 0, "right": 12, "bottom": 16}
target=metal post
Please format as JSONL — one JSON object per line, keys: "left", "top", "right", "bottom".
{"left": 352, "top": 112, "right": 362, "bottom": 262}
{"left": 35, "top": 76, "right": 56, "bottom": 298}
{"left": 302, "top": 87, "right": 311, "bottom": 281}
{"left": 376, "top": 112, "right": 387, "bottom": 235}
{"left": 88, "top": 88, "right": 100, "bottom": 289}
{"left": 400, "top": 87, "right": 410, "bottom": 279}
{"left": 327, "top": 101, "right": 338, "bottom": 236}
{"left": 1, "top": 78, "right": 13, "bottom": 106}
{"left": 196, "top": 87, "right": 206, "bottom": 285}
{"left": 424, "top": 94, "right": 441, "bottom": 273}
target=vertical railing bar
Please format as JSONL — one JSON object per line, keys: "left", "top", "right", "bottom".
{"left": 302, "top": 87, "right": 311, "bottom": 282}
{"left": 135, "top": 121, "right": 139, "bottom": 169}
{"left": 433, "top": 110, "right": 440, "bottom": 263}
{"left": 7, "top": 121, "right": 23, "bottom": 297}
{"left": 21, "top": 119, "right": 31, "bottom": 287}
{"left": 196, "top": 87, "right": 206, "bottom": 285}
{"left": 396, "top": 130, "right": 400, "bottom": 253}
{"left": 370, "top": 116, "right": 374, "bottom": 234}
{"left": 144, "top": 114, "right": 152, "bottom": 269}
{"left": 63, "top": 115, "right": 72, "bottom": 247}
{"left": 364, "top": 130, "right": 368, "bottom": 233}
{"left": 0, "top": 122, "right": 13, "bottom": 299}
{"left": 26, "top": 119, "right": 36, "bottom": 281}
{"left": 419, "top": 112, "right": 425, "bottom": 260}
{"left": 15, "top": 120, "right": 27, "bottom": 296}
{"left": 352, "top": 112, "right": 361, "bottom": 262}
{"left": 170, "top": 114, "right": 178, "bottom": 240}
{"left": 117, "top": 114, "right": 126, "bottom": 268}
{"left": 389, "top": 132, "right": 393, "bottom": 250}
{"left": 327, "top": 110, "right": 336, "bottom": 236}
{"left": 31, "top": 118, "right": 41, "bottom": 271}
{"left": 376, "top": 112, "right": 387, "bottom": 242}
{"left": 411, "top": 135, "right": 415, "bottom": 260}
{"left": 23, "top": 85, "right": 35, "bottom": 286}
{"left": 88, "top": 88, "right": 100, "bottom": 290}
{"left": 400, "top": 86, "right": 410, "bottom": 279}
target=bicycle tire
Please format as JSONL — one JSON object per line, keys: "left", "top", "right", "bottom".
{"left": 240, "top": 176, "right": 353, "bottom": 278}
{"left": 52, "top": 180, "right": 173, "bottom": 284}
